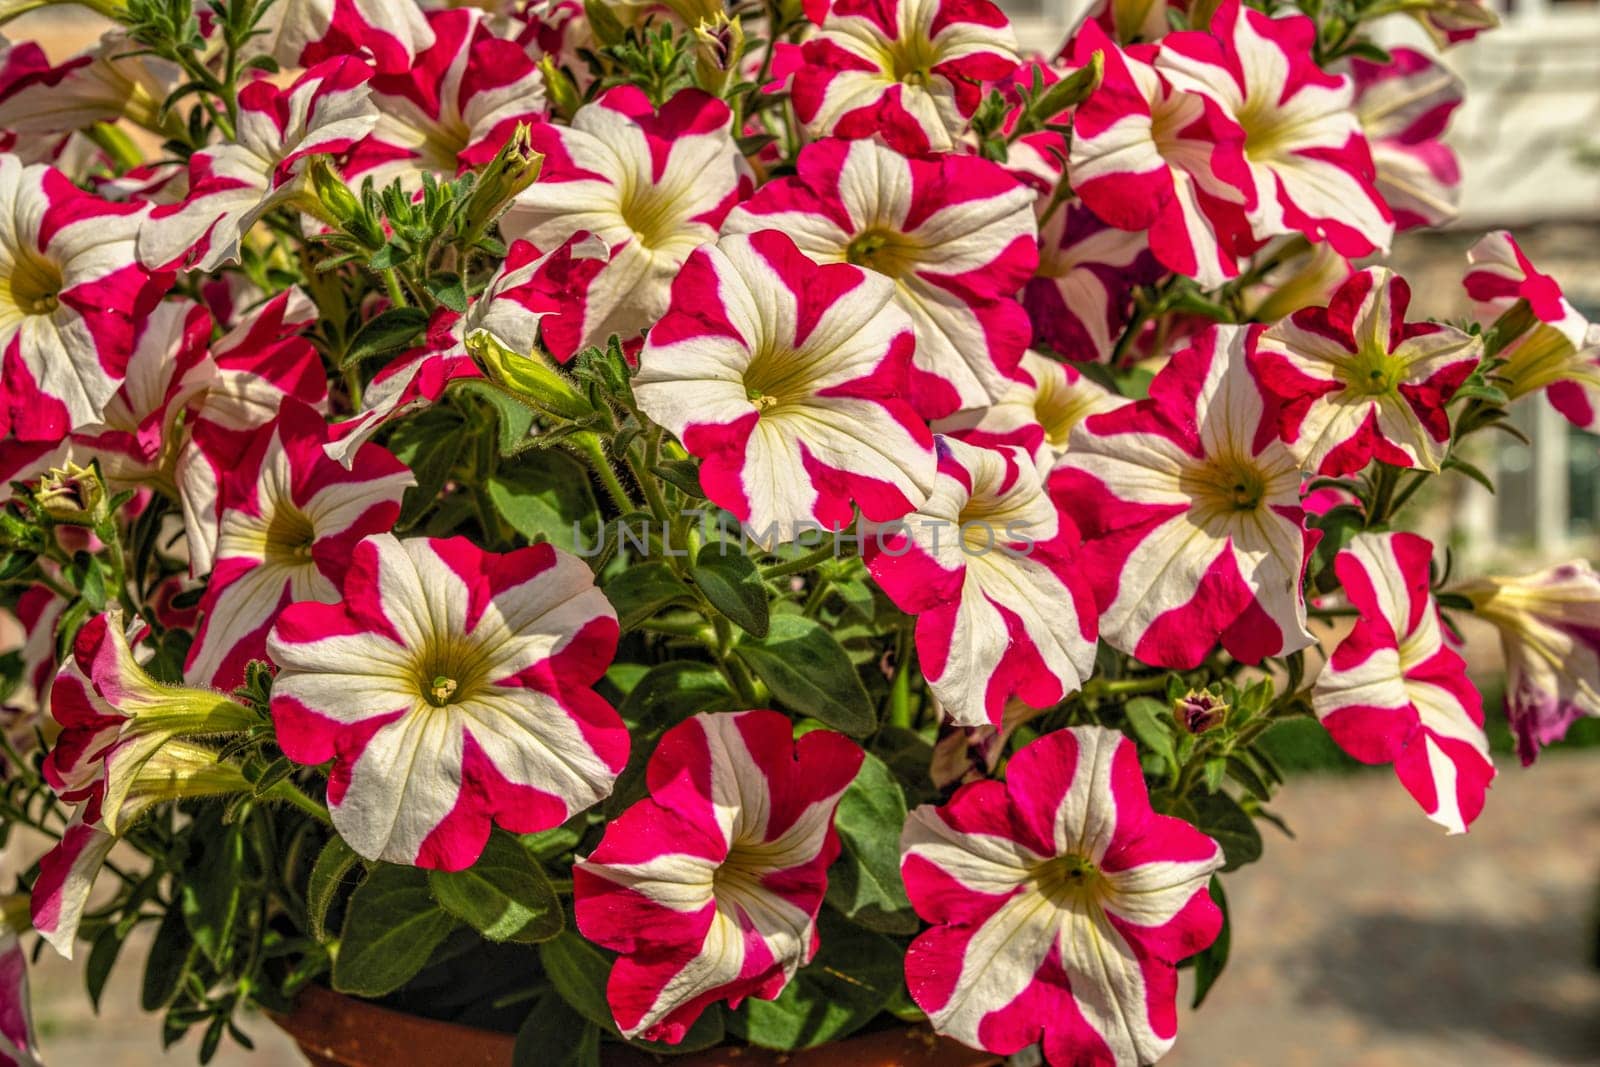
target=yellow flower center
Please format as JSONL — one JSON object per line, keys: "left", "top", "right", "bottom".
{"left": 1032, "top": 852, "right": 1107, "bottom": 908}
{"left": 1182, "top": 454, "right": 1268, "bottom": 516}
{"left": 411, "top": 634, "right": 494, "bottom": 709}
{"left": 618, "top": 183, "right": 681, "bottom": 251}
{"left": 845, "top": 228, "right": 919, "bottom": 279}
{"left": 877, "top": 32, "right": 939, "bottom": 87}
{"left": 1, "top": 248, "right": 63, "bottom": 326}
{"left": 262, "top": 506, "right": 317, "bottom": 566}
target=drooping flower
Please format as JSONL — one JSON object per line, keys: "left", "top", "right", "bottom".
{"left": 574, "top": 710, "right": 863, "bottom": 1044}
{"left": 1348, "top": 48, "right": 1464, "bottom": 232}
{"left": 901, "top": 725, "right": 1224, "bottom": 1067}
{"left": 247, "top": 0, "right": 435, "bottom": 73}
{"left": 1252, "top": 267, "right": 1481, "bottom": 476}
{"left": 1024, "top": 200, "right": 1162, "bottom": 363}
{"left": 0, "top": 153, "right": 167, "bottom": 443}
{"left": 1312, "top": 532, "right": 1494, "bottom": 833}
{"left": 185, "top": 402, "right": 413, "bottom": 690}
{"left": 0, "top": 912, "right": 41, "bottom": 1067}
{"left": 342, "top": 8, "right": 544, "bottom": 191}
{"left": 1156, "top": 0, "right": 1395, "bottom": 257}
{"left": 1456, "top": 561, "right": 1600, "bottom": 764}
{"left": 634, "top": 231, "right": 935, "bottom": 548}
{"left": 1412, "top": 0, "right": 1499, "bottom": 48}
{"left": 865, "top": 437, "right": 1097, "bottom": 727}
{"left": 138, "top": 57, "right": 379, "bottom": 271}
{"left": 1462, "top": 230, "right": 1600, "bottom": 429}
{"left": 723, "top": 137, "right": 1037, "bottom": 416}
{"left": 934, "top": 350, "right": 1120, "bottom": 470}
{"left": 789, "top": 0, "right": 1020, "bottom": 154}
{"left": 1051, "top": 324, "right": 1316, "bottom": 668}
{"left": 1067, "top": 23, "right": 1255, "bottom": 288}
{"left": 502, "top": 87, "right": 748, "bottom": 359}
{"left": 0, "top": 29, "right": 178, "bottom": 139}
{"left": 267, "top": 533, "right": 626, "bottom": 870}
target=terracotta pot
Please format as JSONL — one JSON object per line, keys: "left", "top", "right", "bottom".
{"left": 271, "top": 985, "right": 1003, "bottom": 1067}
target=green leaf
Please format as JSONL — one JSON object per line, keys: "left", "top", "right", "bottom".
{"left": 1123, "top": 697, "right": 1177, "bottom": 770}
{"left": 486, "top": 450, "right": 600, "bottom": 553}
{"left": 538, "top": 931, "right": 614, "bottom": 1029}
{"left": 1186, "top": 792, "right": 1263, "bottom": 872}
{"left": 307, "top": 835, "right": 363, "bottom": 944}
{"left": 180, "top": 817, "right": 246, "bottom": 969}
{"left": 85, "top": 923, "right": 126, "bottom": 1012}
{"left": 729, "top": 911, "right": 903, "bottom": 1050}
{"left": 825, "top": 753, "right": 916, "bottom": 934}
{"left": 1190, "top": 876, "right": 1230, "bottom": 1007}
{"left": 451, "top": 379, "right": 540, "bottom": 457}
{"left": 1443, "top": 454, "right": 1496, "bottom": 494}
{"left": 735, "top": 616, "right": 874, "bottom": 736}
{"left": 619, "top": 661, "right": 735, "bottom": 729}
{"left": 513, "top": 993, "right": 601, "bottom": 1067}
{"left": 332, "top": 865, "right": 458, "bottom": 997}
{"left": 385, "top": 406, "right": 465, "bottom": 526}
{"left": 691, "top": 543, "right": 769, "bottom": 638}
{"left": 342, "top": 307, "right": 430, "bottom": 367}
{"left": 427, "top": 272, "right": 469, "bottom": 313}
{"left": 650, "top": 459, "right": 705, "bottom": 499}
{"left": 602, "top": 563, "right": 693, "bottom": 632}
{"left": 141, "top": 907, "right": 194, "bottom": 1012}
{"left": 428, "top": 832, "right": 562, "bottom": 943}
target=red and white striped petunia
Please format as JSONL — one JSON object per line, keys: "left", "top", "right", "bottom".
{"left": 503, "top": 87, "right": 748, "bottom": 360}
{"left": 865, "top": 437, "right": 1098, "bottom": 727}
{"left": 138, "top": 57, "right": 379, "bottom": 271}
{"left": 1348, "top": 48, "right": 1464, "bottom": 233}
{"left": 1313, "top": 532, "right": 1494, "bottom": 833}
{"left": 574, "top": 710, "right": 863, "bottom": 1044}
{"left": 934, "top": 350, "right": 1121, "bottom": 471}
{"left": 0, "top": 154, "right": 167, "bottom": 443}
{"left": 901, "top": 725, "right": 1224, "bottom": 1067}
{"left": 1051, "top": 325, "right": 1316, "bottom": 669}
{"left": 723, "top": 137, "right": 1037, "bottom": 417}
{"left": 0, "top": 921, "right": 40, "bottom": 1067}
{"left": 1025, "top": 200, "right": 1162, "bottom": 363}
{"left": 267, "top": 533, "right": 626, "bottom": 870}
{"left": 1156, "top": 0, "right": 1394, "bottom": 258}
{"left": 1462, "top": 230, "right": 1600, "bottom": 429}
{"left": 1067, "top": 23, "right": 1255, "bottom": 289}
{"left": 0, "top": 29, "right": 177, "bottom": 139}
{"left": 789, "top": 0, "right": 1019, "bottom": 154}
{"left": 634, "top": 231, "right": 935, "bottom": 548}
{"left": 184, "top": 402, "right": 413, "bottom": 690}
{"left": 342, "top": 8, "right": 544, "bottom": 191}
{"left": 248, "top": 0, "right": 435, "bottom": 74}
{"left": 1252, "top": 267, "right": 1480, "bottom": 476}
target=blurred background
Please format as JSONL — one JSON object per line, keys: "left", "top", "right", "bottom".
{"left": 4, "top": 2, "right": 1599, "bottom": 1064}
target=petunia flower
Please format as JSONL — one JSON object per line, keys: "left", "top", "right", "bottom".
{"left": 864, "top": 436, "right": 1098, "bottom": 727}
{"left": 266, "top": 533, "right": 626, "bottom": 870}
{"left": 0, "top": 912, "right": 41, "bottom": 1067}
{"left": 1462, "top": 230, "right": 1600, "bottom": 430}
{"left": 1051, "top": 324, "right": 1316, "bottom": 668}
{"left": 1456, "top": 561, "right": 1600, "bottom": 765}
{"left": 246, "top": 0, "right": 435, "bottom": 74}
{"left": 574, "top": 710, "right": 863, "bottom": 1043}
{"left": 342, "top": 8, "right": 544, "bottom": 191}
{"left": 0, "top": 29, "right": 178, "bottom": 139}
{"left": 1024, "top": 200, "right": 1162, "bottom": 363}
{"left": 934, "top": 350, "right": 1121, "bottom": 470}
{"left": 901, "top": 725, "right": 1224, "bottom": 1067}
{"left": 1067, "top": 22, "right": 1255, "bottom": 289}
{"left": 0, "top": 153, "right": 167, "bottom": 443}
{"left": 502, "top": 87, "right": 749, "bottom": 359}
{"left": 184, "top": 401, "right": 413, "bottom": 690}
{"left": 1156, "top": 0, "right": 1395, "bottom": 258}
{"left": 1252, "top": 266, "right": 1481, "bottom": 476}
{"left": 789, "top": 0, "right": 1020, "bottom": 154}
{"left": 724, "top": 137, "right": 1037, "bottom": 417}
{"left": 1312, "top": 532, "right": 1494, "bottom": 833}
{"left": 138, "top": 57, "right": 379, "bottom": 271}
{"left": 1347, "top": 48, "right": 1464, "bottom": 233}
{"left": 634, "top": 231, "right": 936, "bottom": 548}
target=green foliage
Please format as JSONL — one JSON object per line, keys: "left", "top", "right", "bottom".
{"left": 332, "top": 866, "right": 459, "bottom": 997}
{"left": 736, "top": 617, "right": 875, "bottom": 736}
{"left": 428, "top": 833, "right": 563, "bottom": 944}
{"left": 825, "top": 753, "right": 917, "bottom": 934}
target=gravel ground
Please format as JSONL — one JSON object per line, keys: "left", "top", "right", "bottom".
{"left": 17, "top": 751, "right": 1597, "bottom": 1066}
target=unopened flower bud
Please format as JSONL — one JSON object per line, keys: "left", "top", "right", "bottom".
{"left": 692, "top": 14, "right": 746, "bottom": 96}
{"left": 462, "top": 125, "right": 544, "bottom": 242}
{"left": 34, "top": 462, "right": 105, "bottom": 523}
{"left": 467, "top": 331, "right": 595, "bottom": 422}
{"left": 540, "top": 56, "right": 582, "bottom": 122}
{"left": 1174, "top": 689, "right": 1227, "bottom": 734}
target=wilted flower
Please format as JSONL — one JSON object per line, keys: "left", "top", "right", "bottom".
{"left": 1175, "top": 688, "right": 1226, "bottom": 733}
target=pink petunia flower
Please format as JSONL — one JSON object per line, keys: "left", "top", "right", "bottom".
{"left": 1156, "top": 0, "right": 1394, "bottom": 258}
{"left": 789, "top": 0, "right": 1020, "bottom": 154}
{"left": 342, "top": 8, "right": 544, "bottom": 190}
{"left": 1051, "top": 324, "right": 1316, "bottom": 669}
{"left": 1067, "top": 22, "right": 1255, "bottom": 289}
{"left": 633, "top": 231, "right": 935, "bottom": 548}
{"left": 1348, "top": 48, "right": 1464, "bottom": 233}
{"left": 184, "top": 401, "right": 413, "bottom": 690}
{"left": 574, "top": 710, "right": 863, "bottom": 1043}
{"left": 901, "top": 725, "right": 1224, "bottom": 1066}
{"left": 865, "top": 436, "right": 1098, "bottom": 727}
{"left": 138, "top": 57, "right": 379, "bottom": 271}
{"left": 1312, "top": 532, "right": 1494, "bottom": 833}
{"left": 267, "top": 533, "right": 626, "bottom": 870}
{"left": 502, "top": 87, "right": 749, "bottom": 359}
{"left": 0, "top": 29, "right": 178, "bottom": 139}
{"left": 1253, "top": 266, "right": 1480, "bottom": 476}
{"left": 934, "top": 350, "right": 1121, "bottom": 471}
{"left": 248, "top": 0, "right": 435, "bottom": 74}
{"left": 0, "top": 919, "right": 40, "bottom": 1067}
{"left": 1025, "top": 199, "right": 1162, "bottom": 363}
{"left": 723, "top": 137, "right": 1037, "bottom": 417}
{"left": 0, "top": 154, "right": 168, "bottom": 443}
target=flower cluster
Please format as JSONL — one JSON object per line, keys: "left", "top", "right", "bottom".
{"left": 0, "top": 0, "right": 1591, "bottom": 1064}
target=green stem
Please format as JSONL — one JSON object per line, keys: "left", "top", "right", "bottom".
{"left": 262, "top": 780, "right": 332, "bottom": 827}
{"left": 762, "top": 542, "right": 841, "bottom": 580}
{"left": 887, "top": 625, "right": 913, "bottom": 729}
{"left": 574, "top": 436, "right": 635, "bottom": 513}
{"left": 1086, "top": 675, "right": 1171, "bottom": 698}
